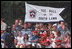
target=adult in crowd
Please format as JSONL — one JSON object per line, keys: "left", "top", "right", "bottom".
{"left": 1, "top": 26, "right": 15, "bottom": 48}
{"left": 58, "top": 21, "right": 71, "bottom": 37}
{"left": 27, "top": 23, "right": 35, "bottom": 31}
{"left": 21, "top": 23, "right": 32, "bottom": 35}
{"left": 1, "top": 18, "right": 7, "bottom": 31}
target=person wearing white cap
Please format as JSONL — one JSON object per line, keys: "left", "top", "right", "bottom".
{"left": 53, "top": 23, "right": 57, "bottom": 27}
{"left": 52, "top": 23, "right": 58, "bottom": 38}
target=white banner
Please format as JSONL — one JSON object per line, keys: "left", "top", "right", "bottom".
{"left": 25, "top": 2, "right": 65, "bottom": 22}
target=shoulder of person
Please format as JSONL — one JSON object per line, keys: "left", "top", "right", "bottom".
{"left": 3, "top": 22, "right": 7, "bottom": 25}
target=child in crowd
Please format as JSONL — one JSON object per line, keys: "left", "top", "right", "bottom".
{"left": 15, "top": 31, "right": 24, "bottom": 48}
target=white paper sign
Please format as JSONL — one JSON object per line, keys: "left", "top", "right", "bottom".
{"left": 25, "top": 2, "right": 65, "bottom": 22}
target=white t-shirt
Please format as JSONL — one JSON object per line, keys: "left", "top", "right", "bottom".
{"left": 50, "top": 38, "right": 56, "bottom": 48}
{"left": 16, "top": 36, "right": 24, "bottom": 44}
{"left": 1, "top": 22, "right": 7, "bottom": 30}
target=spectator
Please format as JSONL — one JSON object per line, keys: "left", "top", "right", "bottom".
{"left": 1, "top": 18, "right": 7, "bottom": 31}
{"left": 35, "top": 23, "right": 40, "bottom": 30}
{"left": 49, "top": 33, "right": 56, "bottom": 48}
{"left": 27, "top": 23, "right": 35, "bottom": 30}
{"left": 19, "top": 19, "right": 23, "bottom": 26}
{"left": 63, "top": 34, "right": 71, "bottom": 48}
{"left": 15, "top": 19, "right": 23, "bottom": 31}
{"left": 1, "top": 27, "right": 15, "bottom": 48}
{"left": 58, "top": 21, "right": 70, "bottom": 37}
{"left": 11, "top": 25, "right": 18, "bottom": 37}
{"left": 1, "top": 30, "right": 6, "bottom": 48}
{"left": 14, "top": 19, "right": 23, "bottom": 31}
{"left": 31, "top": 31, "right": 40, "bottom": 42}
{"left": 14, "top": 19, "right": 19, "bottom": 26}
{"left": 23, "top": 34, "right": 32, "bottom": 48}
{"left": 51, "top": 23, "right": 58, "bottom": 38}
{"left": 21, "top": 23, "right": 32, "bottom": 36}
{"left": 15, "top": 31, "right": 24, "bottom": 48}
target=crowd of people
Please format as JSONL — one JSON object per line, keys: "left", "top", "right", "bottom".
{"left": 1, "top": 18, "right": 71, "bottom": 48}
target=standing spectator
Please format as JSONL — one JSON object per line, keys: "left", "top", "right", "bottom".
{"left": 1, "top": 30, "right": 6, "bottom": 48}
{"left": 12, "top": 25, "right": 16, "bottom": 31}
{"left": 1, "top": 27, "right": 15, "bottom": 48}
{"left": 21, "top": 23, "right": 32, "bottom": 35}
{"left": 15, "top": 19, "right": 23, "bottom": 31}
{"left": 27, "top": 23, "right": 35, "bottom": 31}
{"left": 58, "top": 21, "right": 70, "bottom": 37}
{"left": 1, "top": 18, "right": 7, "bottom": 31}
{"left": 14, "top": 19, "right": 19, "bottom": 26}
{"left": 12, "top": 19, "right": 19, "bottom": 31}
{"left": 19, "top": 19, "right": 23, "bottom": 26}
